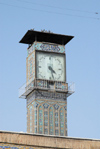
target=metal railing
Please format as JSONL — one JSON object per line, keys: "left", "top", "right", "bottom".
{"left": 19, "top": 79, "right": 75, "bottom": 98}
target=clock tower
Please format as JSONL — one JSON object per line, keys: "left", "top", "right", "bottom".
{"left": 19, "top": 30, "right": 74, "bottom": 136}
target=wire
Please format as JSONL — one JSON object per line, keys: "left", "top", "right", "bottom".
{"left": 16, "top": 0, "right": 99, "bottom": 15}
{"left": 0, "top": 2, "right": 100, "bottom": 20}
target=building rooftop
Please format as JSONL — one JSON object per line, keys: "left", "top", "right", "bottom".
{"left": 0, "top": 130, "right": 100, "bottom": 141}
{"left": 19, "top": 30, "right": 74, "bottom": 45}
{"left": 0, "top": 130, "right": 100, "bottom": 149}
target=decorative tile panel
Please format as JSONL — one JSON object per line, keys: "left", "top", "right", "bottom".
{"left": 26, "top": 91, "right": 67, "bottom": 136}
{"left": 34, "top": 102, "right": 39, "bottom": 108}
{"left": 55, "top": 112, "right": 59, "bottom": 135}
{"left": 43, "top": 103, "right": 49, "bottom": 109}
{"left": 59, "top": 103, "right": 66, "bottom": 105}
{"left": 34, "top": 108, "right": 37, "bottom": 133}
{"left": 49, "top": 107, "right": 54, "bottom": 135}
{"left": 37, "top": 100, "right": 44, "bottom": 103}
{"left": 55, "top": 82, "right": 68, "bottom": 90}
{"left": 55, "top": 129, "right": 59, "bottom": 135}
{"left": 27, "top": 44, "right": 34, "bottom": 56}
{"left": 37, "top": 80, "right": 47, "bottom": 88}
{"left": 29, "top": 105, "right": 32, "bottom": 133}
{"left": 35, "top": 90, "right": 67, "bottom": 101}
{"left": 64, "top": 106, "right": 67, "bottom": 110}
{"left": 60, "top": 108, "right": 64, "bottom": 136}
{"left": 65, "top": 112, "right": 67, "bottom": 136}
{"left": 0, "top": 144, "right": 53, "bottom": 149}
{"left": 27, "top": 41, "right": 65, "bottom": 56}
{"left": 44, "top": 110, "right": 48, "bottom": 134}
{"left": 26, "top": 51, "right": 35, "bottom": 85}
{"left": 35, "top": 42, "right": 65, "bottom": 53}
{"left": 39, "top": 106, "right": 43, "bottom": 134}
{"left": 53, "top": 104, "right": 59, "bottom": 110}
{"left": 27, "top": 94, "right": 35, "bottom": 105}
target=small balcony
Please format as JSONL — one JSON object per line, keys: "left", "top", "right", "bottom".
{"left": 19, "top": 79, "right": 75, "bottom": 99}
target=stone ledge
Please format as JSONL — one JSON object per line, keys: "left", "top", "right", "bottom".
{"left": 0, "top": 131, "right": 100, "bottom": 149}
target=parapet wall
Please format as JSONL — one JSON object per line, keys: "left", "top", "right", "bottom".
{"left": 0, "top": 131, "right": 100, "bottom": 149}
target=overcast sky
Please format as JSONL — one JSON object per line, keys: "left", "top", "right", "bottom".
{"left": 0, "top": 0, "right": 100, "bottom": 139}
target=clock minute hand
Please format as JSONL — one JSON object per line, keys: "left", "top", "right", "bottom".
{"left": 48, "top": 66, "right": 54, "bottom": 79}
{"left": 48, "top": 66, "right": 56, "bottom": 74}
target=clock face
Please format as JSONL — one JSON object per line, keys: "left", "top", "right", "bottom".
{"left": 36, "top": 51, "right": 66, "bottom": 81}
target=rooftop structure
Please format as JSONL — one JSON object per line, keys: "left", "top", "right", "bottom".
{"left": 19, "top": 30, "right": 74, "bottom": 45}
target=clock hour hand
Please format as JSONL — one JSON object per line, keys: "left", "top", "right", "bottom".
{"left": 48, "top": 66, "right": 56, "bottom": 74}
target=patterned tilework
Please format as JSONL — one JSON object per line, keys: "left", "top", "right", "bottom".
{"left": 43, "top": 103, "right": 49, "bottom": 109}
{"left": 39, "top": 106, "right": 43, "bottom": 134}
{"left": 64, "top": 105, "right": 67, "bottom": 135}
{"left": 27, "top": 41, "right": 65, "bottom": 56}
{"left": 44, "top": 111, "right": 48, "bottom": 126}
{"left": 27, "top": 44, "right": 34, "bottom": 56}
{"left": 35, "top": 42, "right": 65, "bottom": 53}
{"left": 65, "top": 112, "right": 67, "bottom": 136}
{"left": 27, "top": 105, "right": 30, "bottom": 133}
{"left": 55, "top": 82, "right": 68, "bottom": 90}
{"left": 55, "top": 112, "right": 59, "bottom": 135}
{"left": 27, "top": 91, "right": 67, "bottom": 136}
{"left": 26, "top": 51, "right": 35, "bottom": 85}
{"left": 34, "top": 109, "right": 37, "bottom": 133}
{"left": 33, "top": 90, "right": 67, "bottom": 101}
{"left": 0, "top": 145, "right": 32, "bottom": 149}
{"left": 60, "top": 108, "right": 64, "bottom": 136}
{"left": 27, "top": 102, "right": 33, "bottom": 133}
{"left": 37, "top": 80, "right": 47, "bottom": 88}
{"left": 34, "top": 102, "right": 38, "bottom": 133}
{"left": 29, "top": 105, "right": 32, "bottom": 133}
{"left": 26, "top": 89, "right": 67, "bottom": 104}
{"left": 27, "top": 93, "right": 35, "bottom": 105}
{"left": 49, "top": 107, "right": 54, "bottom": 135}
{"left": 0, "top": 144, "right": 51, "bottom": 149}
{"left": 44, "top": 110, "right": 48, "bottom": 134}
{"left": 53, "top": 104, "right": 59, "bottom": 110}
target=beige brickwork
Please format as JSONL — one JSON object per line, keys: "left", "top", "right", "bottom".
{"left": 0, "top": 131, "right": 100, "bottom": 149}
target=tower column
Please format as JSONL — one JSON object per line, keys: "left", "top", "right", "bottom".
{"left": 19, "top": 30, "right": 74, "bottom": 136}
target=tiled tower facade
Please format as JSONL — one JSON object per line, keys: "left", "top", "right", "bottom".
{"left": 19, "top": 30, "right": 74, "bottom": 136}
{"left": 27, "top": 91, "right": 67, "bottom": 136}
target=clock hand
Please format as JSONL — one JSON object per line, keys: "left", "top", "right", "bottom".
{"left": 48, "top": 66, "right": 56, "bottom": 74}
{"left": 51, "top": 72, "right": 54, "bottom": 79}
{"left": 48, "top": 66, "right": 54, "bottom": 79}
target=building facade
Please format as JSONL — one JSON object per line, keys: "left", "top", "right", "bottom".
{"left": 19, "top": 30, "right": 74, "bottom": 136}
{"left": 0, "top": 131, "right": 100, "bottom": 149}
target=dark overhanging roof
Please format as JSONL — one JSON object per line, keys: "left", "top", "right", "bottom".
{"left": 19, "top": 30, "right": 74, "bottom": 45}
